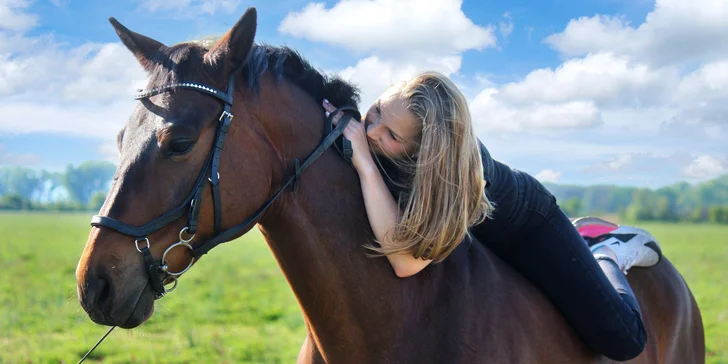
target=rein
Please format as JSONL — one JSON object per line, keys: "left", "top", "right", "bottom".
{"left": 79, "top": 67, "right": 360, "bottom": 362}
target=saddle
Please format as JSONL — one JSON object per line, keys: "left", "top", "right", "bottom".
{"left": 572, "top": 216, "right": 619, "bottom": 238}
{"left": 571, "top": 216, "right": 621, "bottom": 247}
{"left": 571, "top": 216, "right": 657, "bottom": 250}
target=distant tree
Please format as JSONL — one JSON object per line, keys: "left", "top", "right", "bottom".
{"left": 48, "top": 199, "right": 84, "bottom": 211}
{"left": 0, "top": 167, "right": 42, "bottom": 201}
{"left": 39, "top": 170, "right": 64, "bottom": 202}
{"left": 691, "top": 206, "right": 709, "bottom": 222}
{"left": 561, "top": 197, "right": 583, "bottom": 217}
{"left": 624, "top": 202, "right": 652, "bottom": 222}
{"left": 654, "top": 195, "right": 678, "bottom": 221}
{"left": 546, "top": 174, "right": 728, "bottom": 222}
{"left": 89, "top": 191, "right": 108, "bottom": 211}
{"left": 0, "top": 193, "right": 27, "bottom": 210}
{"left": 61, "top": 161, "right": 116, "bottom": 205}
{"left": 623, "top": 188, "right": 657, "bottom": 221}
{"left": 709, "top": 206, "right": 728, "bottom": 224}
{"left": 0, "top": 171, "right": 6, "bottom": 196}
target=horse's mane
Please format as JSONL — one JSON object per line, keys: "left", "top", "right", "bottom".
{"left": 241, "top": 44, "right": 361, "bottom": 111}
{"left": 153, "top": 41, "right": 361, "bottom": 113}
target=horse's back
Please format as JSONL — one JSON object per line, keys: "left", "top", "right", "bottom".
{"left": 297, "top": 242, "right": 704, "bottom": 363}
{"left": 628, "top": 257, "right": 705, "bottom": 364}
{"left": 428, "top": 240, "right": 706, "bottom": 364}
{"left": 393, "top": 241, "right": 602, "bottom": 363}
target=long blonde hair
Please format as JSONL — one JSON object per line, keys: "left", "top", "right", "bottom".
{"left": 367, "top": 71, "right": 495, "bottom": 263}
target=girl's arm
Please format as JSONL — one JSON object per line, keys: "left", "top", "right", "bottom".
{"left": 322, "top": 99, "right": 432, "bottom": 278}
{"left": 356, "top": 164, "right": 433, "bottom": 278}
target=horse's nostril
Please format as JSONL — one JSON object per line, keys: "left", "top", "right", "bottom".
{"left": 79, "top": 268, "right": 116, "bottom": 324}
{"left": 95, "top": 270, "right": 114, "bottom": 315}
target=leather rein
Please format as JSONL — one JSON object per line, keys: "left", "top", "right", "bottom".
{"left": 89, "top": 68, "right": 360, "bottom": 299}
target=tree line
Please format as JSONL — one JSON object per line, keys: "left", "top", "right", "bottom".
{"left": 0, "top": 161, "right": 115, "bottom": 211}
{"left": 1, "top": 162, "right": 726, "bottom": 224}
{"left": 545, "top": 175, "right": 728, "bottom": 224}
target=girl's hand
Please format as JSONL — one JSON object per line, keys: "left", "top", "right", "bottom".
{"left": 323, "top": 99, "right": 374, "bottom": 173}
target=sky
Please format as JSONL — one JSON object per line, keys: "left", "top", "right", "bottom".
{"left": 0, "top": 0, "right": 726, "bottom": 188}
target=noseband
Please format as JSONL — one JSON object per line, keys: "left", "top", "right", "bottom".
{"left": 90, "top": 68, "right": 360, "bottom": 299}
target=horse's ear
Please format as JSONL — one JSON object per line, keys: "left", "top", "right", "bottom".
{"left": 205, "top": 7, "right": 257, "bottom": 76}
{"left": 109, "top": 17, "right": 166, "bottom": 73}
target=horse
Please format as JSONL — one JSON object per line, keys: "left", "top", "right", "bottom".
{"left": 75, "top": 7, "right": 705, "bottom": 363}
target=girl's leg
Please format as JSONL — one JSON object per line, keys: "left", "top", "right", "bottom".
{"left": 474, "top": 205, "right": 651, "bottom": 361}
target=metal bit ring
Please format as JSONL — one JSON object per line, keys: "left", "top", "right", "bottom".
{"left": 161, "top": 241, "right": 196, "bottom": 276}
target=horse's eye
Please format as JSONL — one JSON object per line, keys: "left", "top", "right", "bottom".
{"left": 169, "top": 139, "right": 194, "bottom": 156}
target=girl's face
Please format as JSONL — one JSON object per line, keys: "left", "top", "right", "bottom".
{"left": 363, "top": 85, "right": 421, "bottom": 159}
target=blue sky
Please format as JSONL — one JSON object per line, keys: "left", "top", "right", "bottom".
{"left": 1, "top": 0, "right": 726, "bottom": 187}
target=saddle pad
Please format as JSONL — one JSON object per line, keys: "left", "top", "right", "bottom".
{"left": 571, "top": 216, "right": 619, "bottom": 245}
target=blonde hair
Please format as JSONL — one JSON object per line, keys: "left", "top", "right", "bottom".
{"left": 367, "top": 71, "right": 495, "bottom": 263}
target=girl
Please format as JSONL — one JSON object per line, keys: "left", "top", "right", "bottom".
{"left": 322, "top": 71, "right": 662, "bottom": 361}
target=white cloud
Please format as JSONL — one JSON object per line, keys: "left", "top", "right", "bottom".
{"left": 586, "top": 153, "right": 687, "bottom": 173}
{"left": 468, "top": 0, "right": 728, "bottom": 143}
{"left": 0, "top": 39, "right": 145, "bottom": 102}
{"left": 535, "top": 169, "right": 562, "bottom": 183}
{"left": 580, "top": 152, "right": 703, "bottom": 187}
{"left": 675, "top": 60, "right": 728, "bottom": 103}
{"left": 96, "top": 142, "right": 120, "bottom": 164}
{"left": 0, "top": 0, "right": 37, "bottom": 32}
{"left": 499, "top": 12, "right": 514, "bottom": 38}
{"left": 600, "top": 107, "right": 677, "bottom": 135}
{"left": 279, "top": 0, "right": 497, "bottom": 55}
{"left": 0, "top": 2, "right": 145, "bottom": 139}
{"left": 499, "top": 52, "right": 676, "bottom": 107}
{"left": 544, "top": 0, "right": 728, "bottom": 66}
{"left": 657, "top": 118, "right": 715, "bottom": 141}
{"left": 469, "top": 88, "right": 603, "bottom": 133}
{"left": 0, "top": 143, "right": 40, "bottom": 166}
{"left": 59, "top": 43, "right": 147, "bottom": 103}
{"left": 0, "top": 100, "right": 135, "bottom": 139}
{"left": 282, "top": 0, "right": 502, "bottom": 130}
{"left": 681, "top": 155, "right": 728, "bottom": 180}
{"left": 338, "top": 55, "right": 462, "bottom": 108}
{"left": 138, "top": 0, "right": 242, "bottom": 16}
{"left": 525, "top": 26, "right": 534, "bottom": 41}
{"left": 584, "top": 152, "right": 726, "bottom": 184}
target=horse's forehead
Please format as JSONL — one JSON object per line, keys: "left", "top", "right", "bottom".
{"left": 119, "top": 107, "right": 157, "bottom": 159}
{"left": 119, "top": 45, "right": 217, "bottom": 157}
{"left": 142, "top": 44, "right": 206, "bottom": 89}
{"left": 170, "top": 44, "right": 209, "bottom": 73}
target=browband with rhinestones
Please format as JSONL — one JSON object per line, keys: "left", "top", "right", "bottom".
{"left": 135, "top": 82, "right": 232, "bottom": 104}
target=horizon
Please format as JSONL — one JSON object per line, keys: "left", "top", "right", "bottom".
{"left": 1, "top": 0, "right": 726, "bottom": 189}
{"left": 3, "top": 161, "right": 725, "bottom": 192}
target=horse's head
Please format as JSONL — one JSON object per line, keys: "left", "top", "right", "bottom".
{"left": 75, "top": 8, "right": 277, "bottom": 328}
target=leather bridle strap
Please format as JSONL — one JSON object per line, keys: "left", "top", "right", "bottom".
{"left": 189, "top": 106, "right": 359, "bottom": 258}
{"left": 90, "top": 77, "right": 236, "bottom": 238}
{"left": 208, "top": 74, "right": 236, "bottom": 236}
{"left": 90, "top": 89, "right": 358, "bottom": 246}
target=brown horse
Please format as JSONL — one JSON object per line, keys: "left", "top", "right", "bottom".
{"left": 76, "top": 7, "right": 705, "bottom": 363}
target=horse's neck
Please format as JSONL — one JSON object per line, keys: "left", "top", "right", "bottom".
{"left": 247, "top": 78, "right": 410, "bottom": 357}
{"left": 258, "top": 159, "right": 404, "bottom": 357}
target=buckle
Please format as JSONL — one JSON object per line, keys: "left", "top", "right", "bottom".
{"left": 219, "top": 110, "right": 234, "bottom": 122}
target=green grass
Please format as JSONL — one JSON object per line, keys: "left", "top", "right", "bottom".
{"left": 0, "top": 212, "right": 304, "bottom": 363}
{"left": 0, "top": 212, "right": 725, "bottom": 363}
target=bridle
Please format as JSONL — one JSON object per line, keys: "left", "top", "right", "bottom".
{"left": 89, "top": 63, "right": 360, "bottom": 299}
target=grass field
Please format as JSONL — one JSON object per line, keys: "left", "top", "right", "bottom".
{"left": 1, "top": 212, "right": 726, "bottom": 363}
